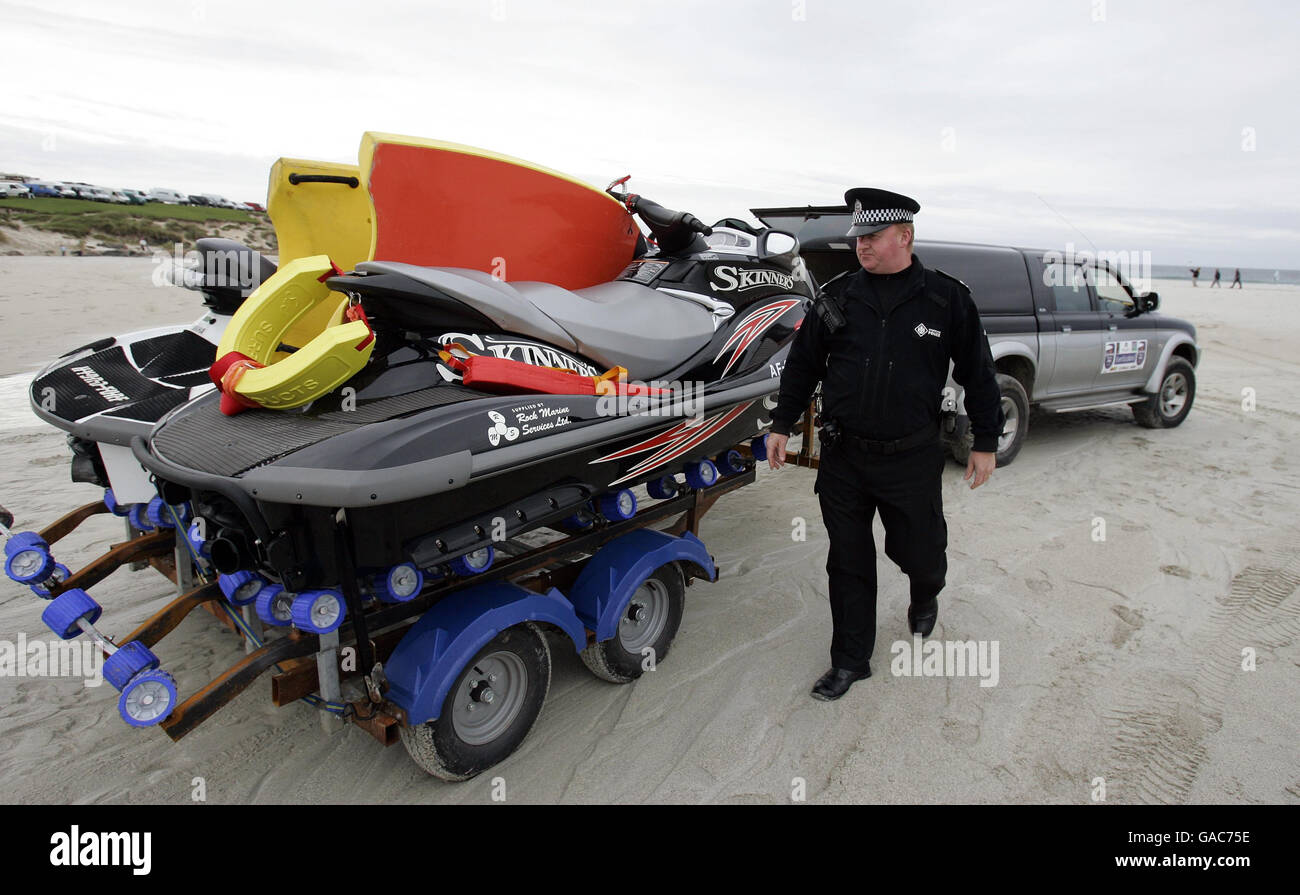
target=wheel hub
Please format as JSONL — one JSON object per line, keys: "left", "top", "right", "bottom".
{"left": 618, "top": 579, "right": 670, "bottom": 653}
{"left": 452, "top": 651, "right": 527, "bottom": 745}
{"left": 1160, "top": 372, "right": 1187, "bottom": 416}
{"left": 997, "top": 396, "right": 1019, "bottom": 453}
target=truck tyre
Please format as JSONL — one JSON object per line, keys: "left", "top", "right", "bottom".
{"left": 1133, "top": 357, "right": 1195, "bottom": 429}
{"left": 399, "top": 622, "right": 551, "bottom": 781}
{"left": 994, "top": 373, "right": 1030, "bottom": 467}
{"left": 951, "top": 374, "right": 1029, "bottom": 468}
{"left": 579, "top": 563, "right": 685, "bottom": 684}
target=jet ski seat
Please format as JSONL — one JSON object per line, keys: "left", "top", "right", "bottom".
{"left": 512, "top": 280, "right": 715, "bottom": 380}
{"left": 355, "top": 262, "right": 579, "bottom": 353}
{"left": 357, "top": 261, "right": 716, "bottom": 380}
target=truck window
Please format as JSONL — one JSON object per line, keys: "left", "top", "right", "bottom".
{"left": 919, "top": 245, "right": 1034, "bottom": 315}
{"left": 1089, "top": 265, "right": 1134, "bottom": 314}
{"left": 1043, "top": 261, "right": 1092, "bottom": 313}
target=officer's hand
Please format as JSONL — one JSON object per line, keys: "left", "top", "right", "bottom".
{"left": 964, "top": 451, "right": 996, "bottom": 489}
{"left": 766, "top": 433, "right": 789, "bottom": 470}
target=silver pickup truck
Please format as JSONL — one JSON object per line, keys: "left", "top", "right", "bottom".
{"left": 753, "top": 206, "right": 1201, "bottom": 466}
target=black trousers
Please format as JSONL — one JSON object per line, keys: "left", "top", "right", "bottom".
{"left": 814, "top": 437, "right": 948, "bottom": 671}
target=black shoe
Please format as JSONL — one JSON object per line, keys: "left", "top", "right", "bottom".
{"left": 908, "top": 598, "right": 938, "bottom": 637}
{"left": 811, "top": 666, "right": 871, "bottom": 701}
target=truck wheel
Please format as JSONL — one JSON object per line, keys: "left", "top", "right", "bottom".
{"left": 579, "top": 563, "right": 685, "bottom": 684}
{"left": 948, "top": 374, "right": 1029, "bottom": 468}
{"left": 399, "top": 622, "right": 551, "bottom": 781}
{"left": 994, "top": 373, "right": 1029, "bottom": 467}
{"left": 1133, "top": 358, "right": 1195, "bottom": 429}
{"left": 948, "top": 428, "right": 973, "bottom": 466}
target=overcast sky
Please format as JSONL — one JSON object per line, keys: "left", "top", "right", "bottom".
{"left": 3, "top": 0, "right": 1296, "bottom": 267}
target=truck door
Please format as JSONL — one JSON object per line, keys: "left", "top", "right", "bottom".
{"left": 1034, "top": 257, "right": 1105, "bottom": 396}
{"left": 1088, "top": 263, "right": 1160, "bottom": 390}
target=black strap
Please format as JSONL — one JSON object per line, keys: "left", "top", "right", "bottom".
{"left": 843, "top": 421, "right": 940, "bottom": 455}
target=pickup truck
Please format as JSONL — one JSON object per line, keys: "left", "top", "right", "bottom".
{"left": 752, "top": 206, "right": 1201, "bottom": 466}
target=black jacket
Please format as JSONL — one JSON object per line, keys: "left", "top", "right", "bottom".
{"left": 770, "top": 254, "right": 1005, "bottom": 453}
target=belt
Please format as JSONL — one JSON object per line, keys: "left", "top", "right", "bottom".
{"left": 841, "top": 421, "right": 940, "bottom": 455}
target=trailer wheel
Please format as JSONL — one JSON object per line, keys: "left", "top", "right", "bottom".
{"left": 579, "top": 563, "right": 685, "bottom": 684}
{"left": 399, "top": 622, "right": 552, "bottom": 781}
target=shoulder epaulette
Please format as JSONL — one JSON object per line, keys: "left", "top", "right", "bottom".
{"left": 924, "top": 267, "right": 973, "bottom": 309}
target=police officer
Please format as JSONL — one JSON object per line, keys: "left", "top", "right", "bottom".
{"left": 767, "top": 188, "right": 1003, "bottom": 701}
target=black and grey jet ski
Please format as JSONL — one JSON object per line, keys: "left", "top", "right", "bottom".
{"left": 132, "top": 187, "right": 812, "bottom": 633}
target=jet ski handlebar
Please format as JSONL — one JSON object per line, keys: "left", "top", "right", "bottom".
{"left": 606, "top": 176, "right": 712, "bottom": 237}
{"left": 626, "top": 195, "right": 713, "bottom": 237}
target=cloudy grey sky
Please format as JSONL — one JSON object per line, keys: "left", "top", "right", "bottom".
{"left": 3, "top": 0, "right": 1296, "bottom": 267}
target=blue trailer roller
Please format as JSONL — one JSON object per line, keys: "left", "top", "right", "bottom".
{"left": 127, "top": 503, "right": 153, "bottom": 533}
{"left": 4, "top": 531, "right": 45, "bottom": 558}
{"left": 103, "top": 488, "right": 130, "bottom": 517}
{"left": 186, "top": 521, "right": 211, "bottom": 559}
{"left": 254, "top": 583, "right": 293, "bottom": 626}
{"left": 7, "top": 540, "right": 54, "bottom": 584}
{"left": 598, "top": 489, "right": 637, "bottom": 521}
{"left": 684, "top": 459, "right": 719, "bottom": 490}
{"left": 103, "top": 642, "right": 161, "bottom": 691}
{"left": 118, "top": 671, "right": 178, "bottom": 727}
{"left": 646, "top": 475, "right": 678, "bottom": 500}
{"left": 218, "top": 570, "right": 267, "bottom": 607}
{"left": 29, "top": 562, "right": 71, "bottom": 599}
{"left": 41, "top": 588, "right": 103, "bottom": 640}
{"left": 373, "top": 562, "right": 424, "bottom": 603}
{"left": 145, "top": 496, "right": 188, "bottom": 530}
{"left": 291, "top": 589, "right": 347, "bottom": 634}
{"left": 450, "top": 546, "right": 495, "bottom": 577}
{"left": 715, "top": 449, "right": 746, "bottom": 476}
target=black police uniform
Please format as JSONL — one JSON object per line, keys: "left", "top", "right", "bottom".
{"left": 770, "top": 198, "right": 1003, "bottom": 674}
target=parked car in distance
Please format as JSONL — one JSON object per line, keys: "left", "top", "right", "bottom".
{"left": 108, "top": 190, "right": 130, "bottom": 204}
{"left": 52, "top": 184, "right": 80, "bottom": 198}
{"left": 198, "top": 193, "right": 240, "bottom": 209}
{"left": 121, "top": 189, "right": 150, "bottom": 205}
{"left": 0, "top": 181, "right": 32, "bottom": 198}
{"left": 243, "top": 201, "right": 266, "bottom": 212}
{"left": 28, "top": 182, "right": 62, "bottom": 197}
{"left": 147, "top": 188, "right": 189, "bottom": 204}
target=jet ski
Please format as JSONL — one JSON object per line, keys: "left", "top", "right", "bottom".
{"left": 131, "top": 183, "right": 812, "bottom": 631}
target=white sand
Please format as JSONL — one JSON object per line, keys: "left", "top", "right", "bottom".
{"left": 0, "top": 259, "right": 1296, "bottom": 804}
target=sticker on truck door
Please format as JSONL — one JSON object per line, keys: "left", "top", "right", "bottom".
{"left": 1101, "top": 339, "right": 1147, "bottom": 373}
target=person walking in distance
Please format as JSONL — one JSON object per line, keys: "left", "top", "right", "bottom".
{"left": 766, "top": 188, "right": 1004, "bottom": 701}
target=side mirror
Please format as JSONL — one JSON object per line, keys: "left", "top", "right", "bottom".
{"left": 758, "top": 230, "right": 799, "bottom": 261}
{"left": 1140, "top": 291, "right": 1159, "bottom": 312}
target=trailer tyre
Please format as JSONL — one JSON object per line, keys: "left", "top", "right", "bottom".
{"left": 400, "top": 622, "right": 552, "bottom": 781}
{"left": 579, "top": 563, "right": 685, "bottom": 684}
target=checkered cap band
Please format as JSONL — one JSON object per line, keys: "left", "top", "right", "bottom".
{"left": 852, "top": 207, "right": 913, "bottom": 225}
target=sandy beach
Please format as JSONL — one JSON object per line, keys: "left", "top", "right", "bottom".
{"left": 0, "top": 257, "right": 1296, "bottom": 804}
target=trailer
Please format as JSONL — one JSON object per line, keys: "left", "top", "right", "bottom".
{"left": 4, "top": 438, "right": 774, "bottom": 780}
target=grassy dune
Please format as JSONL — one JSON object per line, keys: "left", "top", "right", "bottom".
{"left": 0, "top": 197, "right": 272, "bottom": 248}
